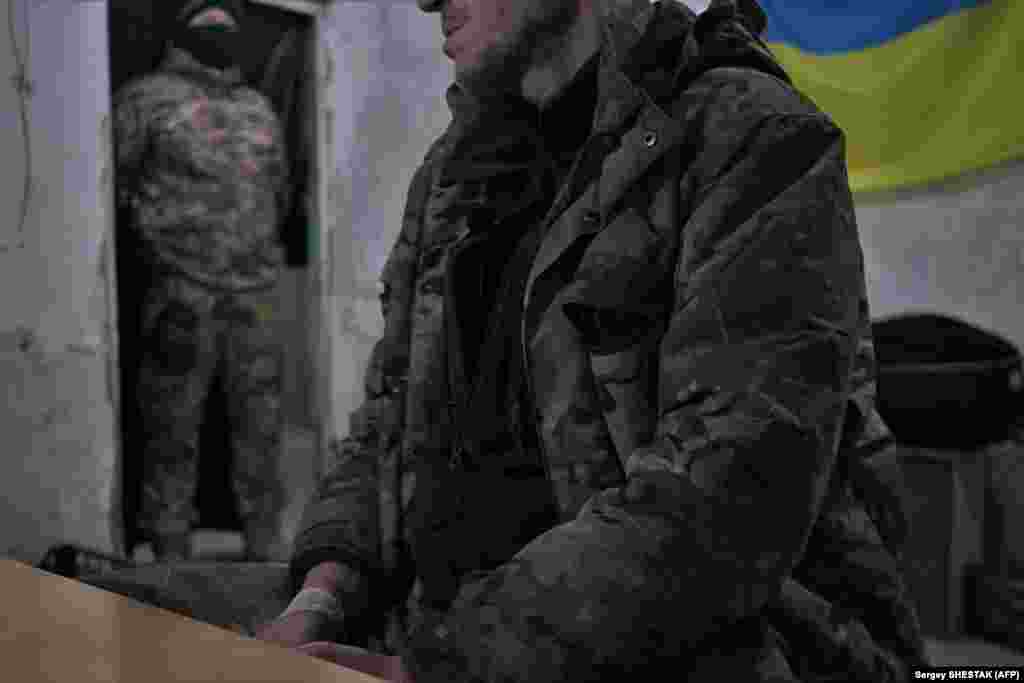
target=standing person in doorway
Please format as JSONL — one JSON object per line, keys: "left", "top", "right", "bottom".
{"left": 113, "top": 0, "right": 290, "bottom": 561}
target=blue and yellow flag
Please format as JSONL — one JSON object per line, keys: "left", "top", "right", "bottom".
{"left": 759, "top": 0, "right": 1023, "bottom": 193}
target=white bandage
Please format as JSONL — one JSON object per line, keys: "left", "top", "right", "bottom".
{"left": 281, "top": 588, "right": 346, "bottom": 623}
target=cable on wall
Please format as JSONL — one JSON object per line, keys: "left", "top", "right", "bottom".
{"left": 3, "top": 0, "right": 33, "bottom": 253}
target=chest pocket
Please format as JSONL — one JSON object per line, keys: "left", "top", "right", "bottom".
{"left": 561, "top": 208, "right": 673, "bottom": 468}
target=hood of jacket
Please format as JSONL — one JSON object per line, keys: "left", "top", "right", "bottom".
{"left": 610, "top": 0, "right": 790, "bottom": 105}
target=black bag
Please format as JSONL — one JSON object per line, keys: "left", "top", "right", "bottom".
{"left": 873, "top": 313, "right": 1024, "bottom": 449}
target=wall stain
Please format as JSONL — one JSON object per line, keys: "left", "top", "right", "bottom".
{"left": 0, "top": 326, "right": 38, "bottom": 354}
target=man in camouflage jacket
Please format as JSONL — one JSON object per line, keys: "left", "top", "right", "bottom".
{"left": 113, "top": 0, "right": 290, "bottom": 560}
{"left": 263, "top": 0, "right": 927, "bottom": 680}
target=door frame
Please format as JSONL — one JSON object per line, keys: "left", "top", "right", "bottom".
{"left": 251, "top": 0, "right": 324, "bottom": 17}
{"left": 255, "top": 0, "right": 338, "bottom": 481}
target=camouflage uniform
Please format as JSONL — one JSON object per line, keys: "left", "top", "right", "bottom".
{"left": 114, "top": 41, "right": 289, "bottom": 557}
{"left": 290, "top": 0, "right": 927, "bottom": 680}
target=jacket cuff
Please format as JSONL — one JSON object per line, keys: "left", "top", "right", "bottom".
{"left": 288, "top": 528, "right": 372, "bottom": 596}
{"left": 401, "top": 611, "right": 470, "bottom": 683}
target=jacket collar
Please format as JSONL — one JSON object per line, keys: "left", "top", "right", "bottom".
{"left": 592, "top": 0, "right": 664, "bottom": 135}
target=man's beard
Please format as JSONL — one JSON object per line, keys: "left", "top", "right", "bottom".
{"left": 456, "top": 0, "right": 579, "bottom": 97}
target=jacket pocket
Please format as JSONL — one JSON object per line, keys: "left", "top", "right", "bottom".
{"left": 560, "top": 208, "right": 674, "bottom": 355}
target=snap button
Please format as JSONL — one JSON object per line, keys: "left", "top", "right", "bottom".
{"left": 642, "top": 130, "right": 658, "bottom": 148}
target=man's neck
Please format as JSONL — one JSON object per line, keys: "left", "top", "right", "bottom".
{"left": 521, "top": 4, "right": 602, "bottom": 110}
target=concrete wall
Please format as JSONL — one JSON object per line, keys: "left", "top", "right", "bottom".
{"left": 857, "top": 159, "right": 1024, "bottom": 351}
{"left": 320, "top": 2, "right": 452, "bottom": 439}
{"left": 0, "top": 0, "right": 120, "bottom": 560}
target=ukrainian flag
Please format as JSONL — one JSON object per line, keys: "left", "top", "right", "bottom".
{"left": 759, "top": 1, "right": 1023, "bottom": 193}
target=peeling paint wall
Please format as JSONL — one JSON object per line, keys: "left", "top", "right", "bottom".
{"left": 0, "top": 0, "right": 120, "bottom": 561}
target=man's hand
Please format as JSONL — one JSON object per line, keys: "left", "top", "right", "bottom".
{"left": 255, "top": 561, "right": 400, "bottom": 675}
{"left": 255, "top": 609, "right": 331, "bottom": 649}
{"left": 297, "top": 642, "right": 412, "bottom": 683}
{"left": 257, "top": 561, "right": 355, "bottom": 647}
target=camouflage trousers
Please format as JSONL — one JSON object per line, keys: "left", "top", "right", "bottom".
{"left": 135, "top": 274, "right": 285, "bottom": 556}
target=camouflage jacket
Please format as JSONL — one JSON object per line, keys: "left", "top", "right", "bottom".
{"left": 292, "top": 1, "right": 926, "bottom": 680}
{"left": 113, "top": 47, "right": 288, "bottom": 292}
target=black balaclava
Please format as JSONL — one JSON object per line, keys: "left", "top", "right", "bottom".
{"left": 172, "top": 0, "right": 246, "bottom": 71}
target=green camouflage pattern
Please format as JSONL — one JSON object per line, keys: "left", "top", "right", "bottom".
{"left": 291, "top": 1, "right": 925, "bottom": 679}
{"left": 135, "top": 274, "right": 285, "bottom": 553}
{"left": 113, "top": 47, "right": 289, "bottom": 293}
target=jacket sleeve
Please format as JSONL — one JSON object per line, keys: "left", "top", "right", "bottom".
{"left": 288, "top": 144, "right": 439, "bottom": 613}
{"left": 112, "top": 79, "right": 153, "bottom": 186}
{"left": 259, "top": 92, "right": 291, "bottom": 224}
{"left": 404, "top": 85, "right": 867, "bottom": 679}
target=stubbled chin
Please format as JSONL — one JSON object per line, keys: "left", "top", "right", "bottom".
{"left": 453, "top": 46, "right": 527, "bottom": 96}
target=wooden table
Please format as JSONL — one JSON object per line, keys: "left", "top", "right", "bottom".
{"left": 0, "top": 560, "right": 382, "bottom": 682}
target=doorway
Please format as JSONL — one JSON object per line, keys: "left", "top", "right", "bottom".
{"left": 107, "top": 0, "right": 328, "bottom": 559}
